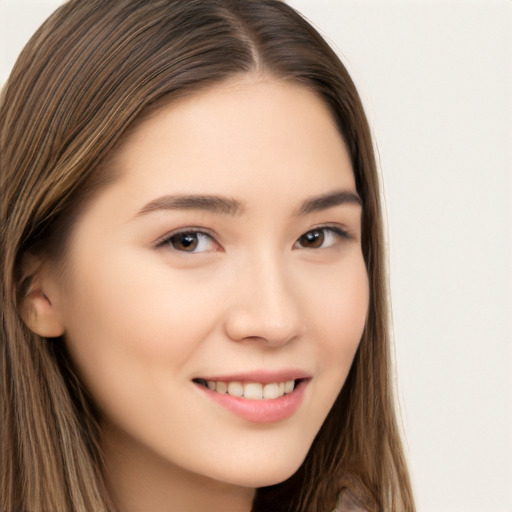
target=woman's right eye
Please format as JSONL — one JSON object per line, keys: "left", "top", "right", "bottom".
{"left": 158, "top": 231, "right": 218, "bottom": 253}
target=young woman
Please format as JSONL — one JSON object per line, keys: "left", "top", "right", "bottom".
{"left": 0, "top": 1, "right": 415, "bottom": 511}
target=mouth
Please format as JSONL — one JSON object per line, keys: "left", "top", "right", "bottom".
{"left": 193, "top": 378, "right": 304, "bottom": 400}
{"left": 192, "top": 372, "right": 310, "bottom": 423}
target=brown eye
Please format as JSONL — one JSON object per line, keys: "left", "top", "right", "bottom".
{"left": 163, "top": 231, "right": 216, "bottom": 253}
{"left": 170, "top": 233, "right": 199, "bottom": 251}
{"left": 297, "top": 229, "right": 325, "bottom": 248}
{"left": 294, "top": 227, "right": 349, "bottom": 250}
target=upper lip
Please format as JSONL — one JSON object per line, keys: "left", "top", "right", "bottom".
{"left": 194, "top": 369, "right": 312, "bottom": 384}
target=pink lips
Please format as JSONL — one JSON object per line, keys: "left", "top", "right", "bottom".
{"left": 194, "top": 370, "right": 311, "bottom": 424}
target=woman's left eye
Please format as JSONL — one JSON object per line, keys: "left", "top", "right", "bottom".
{"left": 294, "top": 227, "right": 349, "bottom": 250}
{"left": 159, "top": 231, "right": 218, "bottom": 253}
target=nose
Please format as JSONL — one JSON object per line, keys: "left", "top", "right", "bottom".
{"left": 223, "top": 255, "right": 305, "bottom": 347}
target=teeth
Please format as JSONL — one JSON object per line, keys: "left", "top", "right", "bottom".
{"left": 203, "top": 379, "right": 296, "bottom": 399}
{"left": 216, "top": 381, "right": 227, "bottom": 394}
{"left": 263, "top": 383, "right": 279, "bottom": 399}
{"left": 227, "top": 381, "right": 243, "bottom": 397}
{"left": 244, "top": 383, "right": 263, "bottom": 400}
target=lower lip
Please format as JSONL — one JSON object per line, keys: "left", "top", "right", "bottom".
{"left": 195, "top": 380, "right": 308, "bottom": 424}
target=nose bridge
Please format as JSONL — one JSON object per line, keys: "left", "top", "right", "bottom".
{"left": 224, "top": 248, "right": 304, "bottom": 346}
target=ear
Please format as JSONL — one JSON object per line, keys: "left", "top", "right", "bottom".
{"left": 19, "top": 254, "right": 66, "bottom": 338}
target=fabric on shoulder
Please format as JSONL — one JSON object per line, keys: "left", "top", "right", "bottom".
{"left": 332, "top": 472, "right": 378, "bottom": 512}
{"left": 333, "top": 488, "right": 369, "bottom": 512}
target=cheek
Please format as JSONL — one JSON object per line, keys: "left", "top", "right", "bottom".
{"left": 305, "top": 256, "right": 369, "bottom": 394}
{"left": 58, "top": 254, "right": 221, "bottom": 409}
{"left": 308, "top": 256, "right": 369, "bottom": 350}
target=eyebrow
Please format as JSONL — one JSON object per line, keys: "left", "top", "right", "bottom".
{"left": 136, "top": 194, "right": 246, "bottom": 217}
{"left": 135, "top": 189, "right": 361, "bottom": 219}
{"left": 294, "top": 190, "right": 362, "bottom": 216}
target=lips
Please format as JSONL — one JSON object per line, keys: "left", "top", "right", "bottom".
{"left": 193, "top": 370, "right": 311, "bottom": 423}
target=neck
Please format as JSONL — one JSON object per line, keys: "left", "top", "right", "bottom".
{"left": 101, "top": 422, "right": 255, "bottom": 512}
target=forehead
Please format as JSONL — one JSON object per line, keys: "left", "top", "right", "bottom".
{"left": 108, "top": 77, "right": 355, "bottom": 202}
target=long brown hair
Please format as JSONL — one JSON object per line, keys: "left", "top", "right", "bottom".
{"left": 0, "top": 1, "right": 415, "bottom": 510}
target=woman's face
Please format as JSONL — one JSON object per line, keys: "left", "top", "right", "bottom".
{"left": 45, "top": 77, "right": 369, "bottom": 492}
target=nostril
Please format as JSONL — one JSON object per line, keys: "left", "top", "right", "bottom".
{"left": 223, "top": 292, "right": 305, "bottom": 347}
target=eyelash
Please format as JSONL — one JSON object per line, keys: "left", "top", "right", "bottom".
{"left": 156, "top": 225, "right": 353, "bottom": 254}
{"left": 156, "top": 228, "right": 219, "bottom": 253}
{"left": 294, "top": 225, "right": 353, "bottom": 250}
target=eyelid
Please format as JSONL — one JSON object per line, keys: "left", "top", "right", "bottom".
{"left": 319, "top": 224, "right": 354, "bottom": 240}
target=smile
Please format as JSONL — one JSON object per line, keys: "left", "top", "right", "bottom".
{"left": 194, "top": 378, "right": 296, "bottom": 400}
{"left": 193, "top": 373, "right": 310, "bottom": 423}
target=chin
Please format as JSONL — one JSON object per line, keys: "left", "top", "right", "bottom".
{"left": 212, "top": 451, "right": 307, "bottom": 489}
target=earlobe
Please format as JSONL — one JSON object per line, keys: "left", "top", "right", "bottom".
{"left": 19, "top": 256, "right": 66, "bottom": 338}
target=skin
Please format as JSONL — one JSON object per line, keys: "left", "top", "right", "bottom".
{"left": 28, "top": 76, "right": 369, "bottom": 511}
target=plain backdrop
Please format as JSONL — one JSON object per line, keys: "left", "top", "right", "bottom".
{"left": 1, "top": 1, "right": 511, "bottom": 511}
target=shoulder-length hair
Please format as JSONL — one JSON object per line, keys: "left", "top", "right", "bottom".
{"left": 0, "top": 1, "right": 415, "bottom": 510}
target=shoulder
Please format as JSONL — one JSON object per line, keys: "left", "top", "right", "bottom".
{"left": 333, "top": 489, "right": 370, "bottom": 512}
{"left": 332, "top": 473, "right": 378, "bottom": 512}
